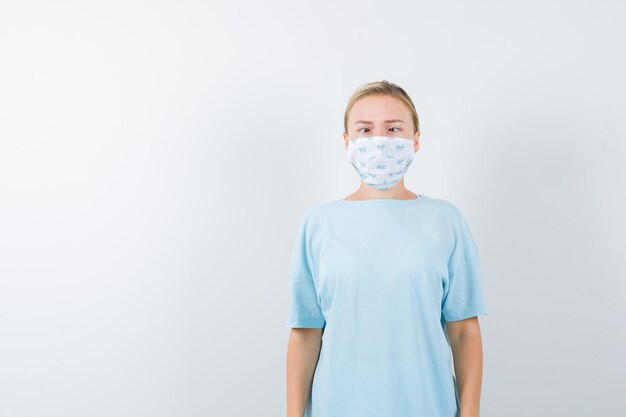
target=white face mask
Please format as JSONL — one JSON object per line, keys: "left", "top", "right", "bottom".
{"left": 346, "top": 135, "right": 415, "bottom": 190}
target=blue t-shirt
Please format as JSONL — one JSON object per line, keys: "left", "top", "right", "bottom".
{"left": 287, "top": 194, "right": 488, "bottom": 417}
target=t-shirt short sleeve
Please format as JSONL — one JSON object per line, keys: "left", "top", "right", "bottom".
{"left": 287, "top": 210, "right": 326, "bottom": 328}
{"left": 441, "top": 207, "right": 489, "bottom": 322}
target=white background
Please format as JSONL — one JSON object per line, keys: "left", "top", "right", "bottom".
{"left": 1, "top": 1, "right": 624, "bottom": 416}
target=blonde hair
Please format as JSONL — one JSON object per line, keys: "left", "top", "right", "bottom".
{"left": 343, "top": 80, "right": 420, "bottom": 135}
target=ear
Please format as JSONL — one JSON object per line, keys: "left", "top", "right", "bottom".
{"left": 413, "top": 130, "right": 420, "bottom": 152}
{"left": 343, "top": 131, "right": 349, "bottom": 150}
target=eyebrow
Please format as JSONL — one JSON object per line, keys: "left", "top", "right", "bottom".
{"left": 353, "top": 119, "right": 405, "bottom": 125}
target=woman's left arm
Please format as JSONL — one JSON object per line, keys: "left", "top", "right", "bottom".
{"left": 447, "top": 316, "right": 485, "bottom": 417}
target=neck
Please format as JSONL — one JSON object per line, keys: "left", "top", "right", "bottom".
{"left": 351, "top": 182, "right": 417, "bottom": 200}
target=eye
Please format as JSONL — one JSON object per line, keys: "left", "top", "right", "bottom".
{"left": 389, "top": 127, "right": 400, "bottom": 132}
{"left": 358, "top": 127, "right": 370, "bottom": 133}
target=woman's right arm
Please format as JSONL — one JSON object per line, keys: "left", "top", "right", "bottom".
{"left": 286, "top": 327, "right": 323, "bottom": 417}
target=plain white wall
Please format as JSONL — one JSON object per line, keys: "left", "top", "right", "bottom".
{"left": 1, "top": 0, "right": 624, "bottom": 416}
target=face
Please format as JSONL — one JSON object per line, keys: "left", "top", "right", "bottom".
{"left": 343, "top": 94, "right": 420, "bottom": 152}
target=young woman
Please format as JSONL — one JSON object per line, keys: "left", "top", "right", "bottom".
{"left": 286, "top": 80, "right": 488, "bottom": 417}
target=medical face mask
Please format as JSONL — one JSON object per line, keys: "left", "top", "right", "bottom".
{"left": 346, "top": 135, "right": 415, "bottom": 190}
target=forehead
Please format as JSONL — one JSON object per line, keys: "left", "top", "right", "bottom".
{"left": 349, "top": 94, "right": 411, "bottom": 121}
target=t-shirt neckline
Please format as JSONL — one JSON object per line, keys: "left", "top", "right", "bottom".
{"left": 335, "top": 194, "right": 428, "bottom": 206}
